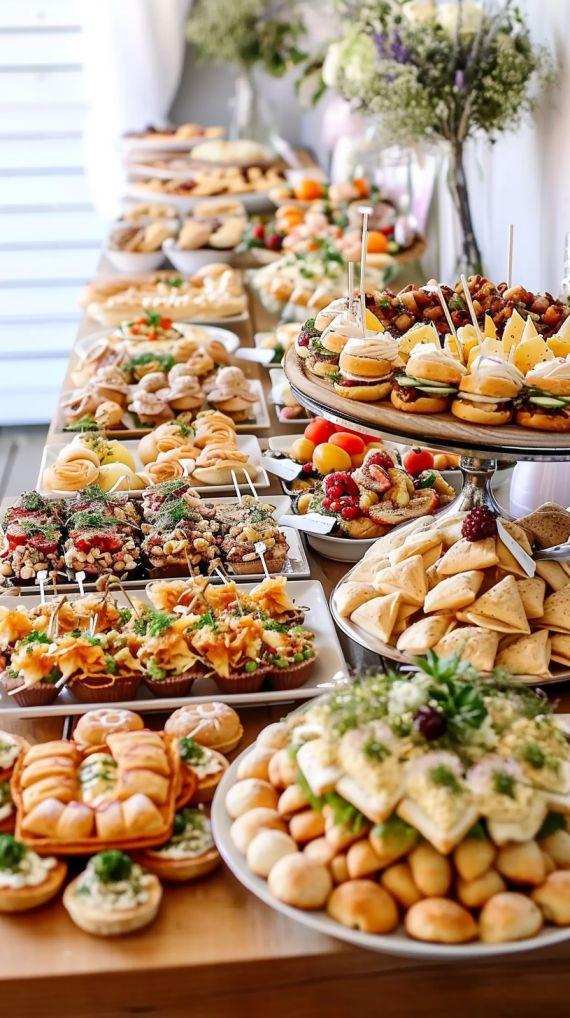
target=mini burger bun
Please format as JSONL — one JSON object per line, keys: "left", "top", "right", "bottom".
{"left": 334, "top": 380, "right": 391, "bottom": 402}
{"left": 306, "top": 357, "right": 338, "bottom": 379}
{"left": 406, "top": 355, "right": 464, "bottom": 386}
{"left": 391, "top": 389, "right": 450, "bottom": 414}
{"left": 459, "top": 374, "right": 520, "bottom": 399}
{"left": 295, "top": 340, "right": 310, "bottom": 360}
{"left": 451, "top": 398, "right": 512, "bottom": 426}
{"left": 321, "top": 333, "right": 349, "bottom": 356}
{"left": 339, "top": 352, "right": 394, "bottom": 378}
{"left": 524, "top": 373, "right": 570, "bottom": 397}
{"left": 516, "top": 408, "right": 570, "bottom": 432}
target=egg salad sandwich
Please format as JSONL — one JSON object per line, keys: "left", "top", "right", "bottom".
{"left": 391, "top": 342, "right": 467, "bottom": 413}
{"left": 516, "top": 356, "right": 570, "bottom": 431}
{"left": 334, "top": 332, "right": 400, "bottom": 401}
{"left": 451, "top": 355, "right": 525, "bottom": 425}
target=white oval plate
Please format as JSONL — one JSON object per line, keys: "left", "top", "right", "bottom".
{"left": 212, "top": 745, "right": 570, "bottom": 960}
{"left": 74, "top": 323, "right": 241, "bottom": 362}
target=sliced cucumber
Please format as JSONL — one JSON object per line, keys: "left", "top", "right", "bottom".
{"left": 395, "top": 375, "right": 419, "bottom": 387}
{"left": 416, "top": 385, "right": 457, "bottom": 396}
{"left": 528, "top": 395, "right": 567, "bottom": 408}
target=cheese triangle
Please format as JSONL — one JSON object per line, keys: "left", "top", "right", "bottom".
{"left": 396, "top": 613, "right": 456, "bottom": 655}
{"left": 515, "top": 577, "right": 546, "bottom": 619}
{"left": 501, "top": 309, "right": 526, "bottom": 355}
{"left": 539, "top": 587, "right": 570, "bottom": 632}
{"left": 436, "top": 537, "right": 498, "bottom": 577}
{"left": 435, "top": 626, "right": 499, "bottom": 671}
{"left": 423, "top": 570, "right": 484, "bottom": 613}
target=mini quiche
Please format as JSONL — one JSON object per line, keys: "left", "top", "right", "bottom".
{"left": 135, "top": 808, "right": 220, "bottom": 882}
{"left": 0, "top": 834, "right": 66, "bottom": 912}
{"left": 63, "top": 850, "right": 161, "bottom": 936}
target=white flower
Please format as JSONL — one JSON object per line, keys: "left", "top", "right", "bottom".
{"left": 322, "top": 42, "right": 342, "bottom": 88}
{"left": 387, "top": 677, "right": 430, "bottom": 717}
{"left": 403, "top": 1, "right": 483, "bottom": 37}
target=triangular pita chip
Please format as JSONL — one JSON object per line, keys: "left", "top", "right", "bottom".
{"left": 516, "top": 577, "right": 546, "bottom": 619}
{"left": 396, "top": 614, "right": 456, "bottom": 655}
{"left": 436, "top": 537, "right": 498, "bottom": 577}
{"left": 435, "top": 515, "right": 467, "bottom": 548}
{"left": 457, "top": 575, "right": 530, "bottom": 634}
{"left": 392, "top": 602, "right": 420, "bottom": 637}
{"left": 538, "top": 587, "right": 570, "bottom": 633}
{"left": 389, "top": 530, "right": 442, "bottom": 567}
{"left": 425, "top": 563, "right": 441, "bottom": 590}
{"left": 435, "top": 626, "right": 499, "bottom": 672}
{"left": 550, "top": 633, "right": 570, "bottom": 666}
{"left": 373, "top": 554, "right": 427, "bottom": 606}
{"left": 535, "top": 561, "right": 570, "bottom": 592}
{"left": 334, "top": 582, "right": 378, "bottom": 619}
{"left": 365, "top": 517, "right": 435, "bottom": 562}
{"left": 517, "top": 504, "right": 570, "bottom": 549}
{"left": 351, "top": 592, "right": 402, "bottom": 644}
{"left": 497, "top": 520, "right": 534, "bottom": 578}
{"left": 423, "top": 570, "right": 484, "bottom": 614}
{"left": 349, "top": 556, "right": 389, "bottom": 584}
{"left": 495, "top": 629, "right": 551, "bottom": 677}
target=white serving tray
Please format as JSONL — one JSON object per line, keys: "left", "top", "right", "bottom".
{"left": 37, "top": 435, "right": 270, "bottom": 497}
{"left": 125, "top": 183, "right": 273, "bottom": 214}
{"left": 268, "top": 368, "right": 312, "bottom": 426}
{"left": 212, "top": 747, "right": 570, "bottom": 960}
{"left": 73, "top": 323, "right": 241, "bottom": 362}
{"left": 0, "top": 579, "right": 348, "bottom": 718}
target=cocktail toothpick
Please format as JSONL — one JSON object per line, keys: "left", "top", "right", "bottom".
{"left": 254, "top": 541, "right": 271, "bottom": 579}
{"left": 435, "top": 284, "right": 463, "bottom": 362}
{"left": 75, "top": 570, "right": 86, "bottom": 596}
{"left": 358, "top": 205, "right": 373, "bottom": 335}
{"left": 347, "top": 261, "right": 355, "bottom": 320}
{"left": 507, "top": 224, "right": 514, "bottom": 288}
{"left": 36, "top": 569, "right": 48, "bottom": 605}
{"left": 230, "top": 470, "right": 243, "bottom": 504}
{"left": 460, "top": 274, "right": 483, "bottom": 347}
{"left": 243, "top": 469, "right": 258, "bottom": 499}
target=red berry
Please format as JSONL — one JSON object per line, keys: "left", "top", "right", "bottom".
{"left": 403, "top": 447, "right": 435, "bottom": 476}
{"left": 414, "top": 706, "right": 447, "bottom": 740}
{"left": 324, "top": 472, "right": 359, "bottom": 498}
{"left": 366, "top": 451, "right": 395, "bottom": 472}
{"left": 341, "top": 505, "right": 360, "bottom": 521}
{"left": 301, "top": 462, "right": 314, "bottom": 474}
{"left": 265, "top": 232, "right": 283, "bottom": 251}
{"left": 251, "top": 224, "right": 265, "bottom": 240}
{"left": 329, "top": 499, "right": 343, "bottom": 513}
{"left": 461, "top": 506, "right": 498, "bottom": 542}
{"left": 326, "top": 483, "right": 344, "bottom": 501}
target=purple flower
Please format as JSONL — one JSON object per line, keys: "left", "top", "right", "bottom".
{"left": 455, "top": 69, "right": 466, "bottom": 91}
{"left": 373, "top": 30, "right": 411, "bottom": 64}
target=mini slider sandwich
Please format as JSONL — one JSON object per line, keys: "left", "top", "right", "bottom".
{"left": 391, "top": 343, "right": 467, "bottom": 413}
{"left": 516, "top": 356, "right": 570, "bottom": 432}
{"left": 334, "top": 332, "right": 400, "bottom": 401}
{"left": 305, "top": 310, "right": 366, "bottom": 379}
{"left": 451, "top": 355, "right": 524, "bottom": 425}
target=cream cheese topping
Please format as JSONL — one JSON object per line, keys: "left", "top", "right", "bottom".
{"left": 151, "top": 813, "right": 214, "bottom": 859}
{"left": 0, "top": 733, "right": 20, "bottom": 770}
{"left": 74, "top": 859, "right": 153, "bottom": 910}
{"left": 342, "top": 334, "right": 399, "bottom": 362}
{"left": 0, "top": 850, "right": 56, "bottom": 889}
{"left": 527, "top": 355, "right": 570, "bottom": 382}
{"left": 469, "top": 355, "right": 524, "bottom": 389}
{"left": 407, "top": 343, "right": 467, "bottom": 373}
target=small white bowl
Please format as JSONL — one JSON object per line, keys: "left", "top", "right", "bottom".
{"left": 305, "top": 532, "right": 376, "bottom": 563}
{"left": 104, "top": 247, "right": 165, "bottom": 273}
{"left": 163, "top": 237, "right": 234, "bottom": 273}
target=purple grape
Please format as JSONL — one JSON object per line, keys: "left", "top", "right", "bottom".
{"left": 414, "top": 706, "right": 447, "bottom": 740}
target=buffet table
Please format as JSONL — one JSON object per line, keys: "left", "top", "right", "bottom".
{"left": 2, "top": 284, "right": 570, "bottom": 1018}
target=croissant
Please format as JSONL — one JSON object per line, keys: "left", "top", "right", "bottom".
{"left": 43, "top": 458, "right": 99, "bottom": 493}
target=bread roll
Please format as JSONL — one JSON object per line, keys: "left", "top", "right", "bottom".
{"left": 267, "top": 748, "right": 297, "bottom": 790}
{"left": 346, "top": 840, "right": 382, "bottom": 879}
{"left": 230, "top": 807, "right": 286, "bottom": 854}
{"left": 225, "top": 779, "right": 278, "bottom": 820}
{"left": 236, "top": 746, "right": 275, "bottom": 782}
{"left": 20, "top": 796, "right": 64, "bottom": 836}
{"left": 289, "top": 810, "right": 326, "bottom": 844}
{"left": 496, "top": 841, "right": 546, "bottom": 886}
{"left": 268, "top": 854, "right": 332, "bottom": 909}
{"left": 117, "top": 745, "right": 170, "bottom": 777}
{"left": 369, "top": 821, "right": 417, "bottom": 867}
{"left": 480, "top": 892, "right": 543, "bottom": 943}
{"left": 246, "top": 829, "right": 298, "bottom": 878}
{"left": 24, "top": 741, "right": 76, "bottom": 764}
{"left": 330, "top": 854, "right": 349, "bottom": 885}
{"left": 405, "top": 898, "right": 478, "bottom": 944}
{"left": 327, "top": 880, "right": 398, "bottom": 934}
{"left": 164, "top": 702, "right": 243, "bottom": 753}
{"left": 408, "top": 844, "right": 452, "bottom": 897}
{"left": 539, "top": 829, "right": 570, "bottom": 868}
{"left": 380, "top": 862, "right": 422, "bottom": 908}
{"left": 22, "top": 776, "right": 76, "bottom": 813}
{"left": 532, "top": 871, "right": 570, "bottom": 925}
{"left": 95, "top": 800, "right": 126, "bottom": 841}
{"left": 256, "top": 722, "right": 289, "bottom": 750}
{"left": 116, "top": 769, "right": 170, "bottom": 806}
{"left": 453, "top": 838, "right": 496, "bottom": 882}
{"left": 277, "top": 784, "right": 310, "bottom": 818}
{"left": 122, "top": 793, "right": 164, "bottom": 835}
{"left": 303, "top": 837, "right": 336, "bottom": 866}
{"left": 20, "top": 756, "right": 76, "bottom": 788}
{"left": 56, "top": 801, "right": 94, "bottom": 841}
{"left": 456, "top": 869, "right": 506, "bottom": 909}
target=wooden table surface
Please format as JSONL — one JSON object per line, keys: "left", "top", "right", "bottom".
{"left": 4, "top": 277, "right": 570, "bottom": 1018}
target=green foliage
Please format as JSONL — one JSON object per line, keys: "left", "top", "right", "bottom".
{"left": 187, "top": 0, "right": 306, "bottom": 74}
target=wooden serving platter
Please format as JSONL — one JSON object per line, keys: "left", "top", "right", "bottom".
{"left": 284, "top": 348, "right": 570, "bottom": 462}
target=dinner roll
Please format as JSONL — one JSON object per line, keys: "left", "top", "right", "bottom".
{"left": 277, "top": 783, "right": 310, "bottom": 818}
{"left": 409, "top": 844, "right": 452, "bottom": 897}
{"left": 405, "top": 898, "right": 478, "bottom": 944}
{"left": 303, "top": 837, "right": 336, "bottom": 866}
{"left": 268, "top": 854, "right": 332, "bottom": 909}
{"left": 267, "top": 748, "right": 297, "bottom": 789}
{"left": 257, "top": 722, "right": 289, "bottom": 750}
{"left": 453, "top": 838, "right": 496, "bottom": 882}
{"left": 246, "top": 829, "right": 298, "bottom": 878}
{"left": 456, "top": 869, "right": 506, "bottom": 909}
{"left": 327, "top": 880, "right": 398, "bottom": 934}
{"left": 329, "top": 853, "right": 350, "bottom": 885}
{"left": 325, "top": 816, "right": 364, "bottom": 853}
{"left": 541, "top": 851, "right": 556, "bottom": 875}
{"left": 346, "top": 840, "right": 382, "bottom": 880}
{"left": 496, "top": 841, "right": 546, "bottom": 886}
{"left": 539, "top": 829, "right": 570, "bottom": 868}
{"left": 165, "top": 702, "right": 243, "bottom": 753}
{"left": 532, "top": 871, "right": 570, "bottom": 925}
{"left": 230, "top": 807, "right": 286, "bottom": 854}
{"left": 480, "top": 892, "right": 543, "bottom": 943}
{"left": 381, "top": 862, "right": 422, "bottom": 908}
{"left": 73, "top": 708, "right": 143, "bottom": 751}
{"left": 236, "top": 746, "right": 275, "bottom": 782}
{"left": 225, "top": 778, "right": 278, "bottom": 819}
{"left": 369, "top": 821, "right": 417, "bottom": 867}
{"left": 289, "top": 809, "right": 326, "bottom": 844}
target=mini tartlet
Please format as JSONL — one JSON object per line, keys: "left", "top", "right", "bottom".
{"left": 64, "top": 850, "right": 161, "bottom": 936}
{"left": 0, "top": 835, "right": 66, "bottom": 913}
{"left": 135, "top": 808, "right": 220, "bottom": 882}
{"left": 179, "top": 736, "right": 228, "bottom": 801}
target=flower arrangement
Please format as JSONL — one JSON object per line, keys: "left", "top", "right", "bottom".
{"left": 318, "top": 0, "right": 552, "bottom": 273}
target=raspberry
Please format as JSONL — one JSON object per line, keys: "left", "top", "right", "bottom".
{"left": 461, "top": 506, "right": 498, "bottom": 542}
{"left": 365, "top": 451, "right": 394, "bottom": 472}
{"left": 324, "top": 472, "right": 359, "bottom": 497}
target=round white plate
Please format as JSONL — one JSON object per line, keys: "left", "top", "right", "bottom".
{"left": 126, "top": 184, "right": 274, "bottom": 214}
{"left": 74, "top": 323, "right": 241, "bottom": 361}
{"left": 212, "top": 745, "right": 570, "bottom": 960}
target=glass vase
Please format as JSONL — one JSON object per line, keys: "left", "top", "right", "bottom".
{"left": 447, "top": 140, "right": 483, "bottom": 276}
{"left": 229, "top": 65, "right": 272, "bottom": 144}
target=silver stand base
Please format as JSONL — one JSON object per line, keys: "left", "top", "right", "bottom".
{"left": 437, "top": 457, "right": 509, "bottom": 520}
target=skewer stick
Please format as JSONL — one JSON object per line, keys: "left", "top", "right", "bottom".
{"left": 75, "top": 570, "right": 86, "bottom": 597}
{"left": 214, "top": 566, "right": 229, "bottom": 585}
{"left": 254, "top": 541, "right": 271, "bottom": 579}
{"left": 230, "top": 470, "right": 243, "bottom": 504}
{"left": 47, "top": 596, "right": 66, "bottom": 639}
{"left": 435, "top": 284, "right": 463, "bottom": 362}
{"left": 347, "top": 262, "right": 355, "bottom": 321}
{"left": 507, "top": 224, "right": 514, "bottom": 288}
{"left": 36, "top": 570, "right": 48, "bottom": 605}
{"left": 108, "top": 476, "right": 126, "bottom": 494}
{"left": 243, "top": 470, "right": 258, "bottom": 499}
{"left": 460, "top": 274, "right": 483, "bottom": 347}
{"left": 358, "top": 206, "right": 373, "bottom": 336}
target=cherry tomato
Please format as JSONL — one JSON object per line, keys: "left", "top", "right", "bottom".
{"left": 304, "top": 419, "right": 336, "bottom": 445}
{"left": 403, "top": 447, "right": 435, "bottom": 476}
{"left": 330, "top": 432, "right": 365, "bottom": 456}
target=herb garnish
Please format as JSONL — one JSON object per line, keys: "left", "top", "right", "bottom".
{"left": 0, "top": 835, "right": 26, "bottom": 872}
{"left": 430, "top": 764, "right": 461, "bottom": 793}
{"left": 492, "top": 771, "right": 516, "bottom": 799}
{"left": 93, "top": 850, "right": 133, "bottom": 884}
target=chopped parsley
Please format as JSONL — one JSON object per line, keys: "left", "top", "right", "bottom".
{"left": 93, "top": 850, "right": 132, "bottom": 884}
{"left": 0, "top": 835, "right": 26, "bottom": 872}
{"left": 430, "top": 764, "right": 461, "bottom": 793}
{"left": 19, "top": 629, "right": 51, "bottom": 648}
{"left": 363, "top": 738, "right": 390, "bottom": 762}
{"left": 124, "top": 351, "right": 175, "bottom": 375}
{"left": 492, "top": 771, "right": 516, "bottom": 799}
{"left": 163, "top": 277, "right": 184, "bottom": 288}
{"left": 521, "top": 742, "right": 546, "bottom": 769}
{"left": 65, "top": 414, "right": 99, "bottom": 432}
{"left": 179, "top": 737, "right": 205, "bottom": 765}
{"left": 134, "top": 609, "right": 174, "bottom": 638}
{"left": 192, "top": 611, "right": 217, "bottom": 631}
{"left": 66, "top": 510, "right": 117, "bottom": 531}
{"left": 146, "top": 659, "right": 167, "bottom": 681}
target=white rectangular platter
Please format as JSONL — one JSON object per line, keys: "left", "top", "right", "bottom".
{"left": 268, "top": 368, "right": 312, "bottom": 426}
{"left": 0, "top": 579, "right": 348, "bottom": 718}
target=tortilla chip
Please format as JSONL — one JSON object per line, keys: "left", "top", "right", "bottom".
{"left": 349, "top": 556, "right": 389, "bottom": 584}
{"left": 396, "top": 614, "right": 456, "bottom": 655}
{"left": 373, "top": 554, "right": 427, "bottom": 607}
{"left": 497, "top": 520, "right": 535, "bottom": 578}
{"left": 351, "top": 592, "right": 402, "bottom": 644}
{"left": 334, "top": 582, "right": 378, "bottom": 619}
{"left": 517, "top": 503, "right": 570, "bottom": 549}
{"left": 423, "top": 570, "right": 484, "bottom": 614}
{"left": 550, "top": 633, "right": 570, "bottom": 666}
{"left": 392, "top": 602, "right": 420, "bottom": 637}
{"left": 456, "top": 575, "right": 530, "bottom": 634}
{"left": 538, "top": 587, "right": 570, "bottom": 633}
{"left": 389, "top": 530, "right": 442, "bottom": 567}
{"left": 436, "top": 537, "right": 498, "bottom": 577}
{"left": 516, "top": 577, "right": 546, "bottom": 619}
{"left": 434, "top": 626, "right": 499, "bottom": 672}
{"left": 535, "top": 561, "right": 570, "bottom": 592}
{"left": 495, "top": 629, "right": 551, "bottom": 677}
